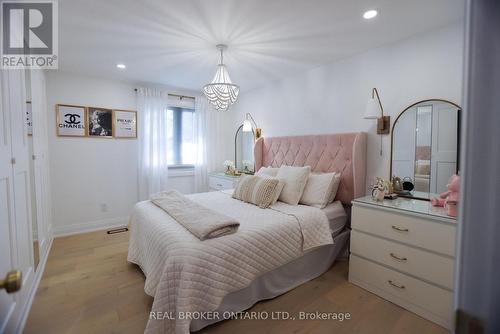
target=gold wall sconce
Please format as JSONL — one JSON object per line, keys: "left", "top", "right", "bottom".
{"left": 364, "top": 87, "right": 390, "bottom": 135}
{"left": 242, "top": 113, "right": 262, "bottom": 139}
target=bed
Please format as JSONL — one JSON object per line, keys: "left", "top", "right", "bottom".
{"left": 128, "top": 132, "right": 367, "bottom": 333}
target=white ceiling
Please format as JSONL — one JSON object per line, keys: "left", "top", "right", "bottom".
{"left": 59, "top": 0, "right": 464, "bottom": 92}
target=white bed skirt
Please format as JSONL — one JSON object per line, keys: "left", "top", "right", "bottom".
{"left": 190, "top": 229, "right": 350, "bottom": 331}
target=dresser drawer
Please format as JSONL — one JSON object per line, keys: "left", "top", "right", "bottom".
{"left": 349, "top": 255, "right": 452, "bottom": 329}
{"left": 350, "top": 230, "right": 454, "bottom": 290}
{"left": 209, "top": 176, "right": 236, "bottom": 190}
{"left": 352, "top": 205, "right": 456, "bottom": 256}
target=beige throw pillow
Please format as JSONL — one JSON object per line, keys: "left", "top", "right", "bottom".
{"left": 256, "top": 166, "right": 279, "bottom": 177}
{"left": 276, "top": 165, "right": 311, "bottom": 205}
{"left": 232, "top": 175, "right": 280, "bottom": 208}
{"left": 300, "top": 172, "right": 339, "bottom": 208}
{"left": 255, "top": 174, "right": 285, "bottom": 204}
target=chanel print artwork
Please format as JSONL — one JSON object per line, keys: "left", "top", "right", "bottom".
{"left": 56, "top": 104, "right": 87, "bottom": 137}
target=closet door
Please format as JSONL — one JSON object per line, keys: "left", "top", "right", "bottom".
{"left": 0, "top": 71, "right": 18, "bottom": 333}
{"left": 10, "top": 69, "right": 35, "bottom": 329}
{"left": 0, "top": 70, "right": 34, "bottom": 332}
{"left": 392, "top": 107, "right": 416, "bottom": 179}
{"left": 430, "top": 103, "right": 458, "bottom": 193}
{"left": 30, "top": 70, "right": 49, "bottom": 253}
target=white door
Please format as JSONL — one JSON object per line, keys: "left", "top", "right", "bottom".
{"left": 0, "top": 69, "right": 35, "bottom": 332}
{"left": 430, "top": 102, "right": 458, "bottom": 193}
{"left": 0, "top": 70, "right": 18, "bottom": 334}
{"left": 30, "top": 70, "right": 49, "bottom": 252}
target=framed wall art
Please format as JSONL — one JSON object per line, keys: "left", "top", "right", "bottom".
{"left": 56, "top": 104, "right": 87, "bottom": 137}
{"left": 113, "top": 110, "right": 137, "bottom": 138}
{"left": 88, "top": 107, "right": 113, "bottom": 138}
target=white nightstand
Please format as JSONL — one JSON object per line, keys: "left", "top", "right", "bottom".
{"left": 349, "top": 195, "right": 457, "bottom": 329}
{"left": 208, "top": 172, "right": 240, "bottom": 191}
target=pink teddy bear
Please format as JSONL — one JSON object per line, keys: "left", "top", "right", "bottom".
{"left": 431, "top": 174, "right": 460, "bottom": 217}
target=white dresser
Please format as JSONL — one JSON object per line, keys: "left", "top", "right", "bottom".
{"left": 208, "top": 172, "right": 240, "bottom": 191}
{"left": 348, "top": 196, "right": 457, "bottom": 329}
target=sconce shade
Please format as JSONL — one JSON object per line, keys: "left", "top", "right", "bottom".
{"left": 242, "top": 113, "right": 262, "bottom": 138}
{"left": 242, "top": 120, "right": 252, "bottom": 132}
{"left": 364, "top": 97, "right": 381, "bottom": 119}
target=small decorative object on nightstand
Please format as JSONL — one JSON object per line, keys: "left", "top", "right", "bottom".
{"left": 349, "top": 195, "right": 457, "bottom": 329}
{"left": 209, "top": 172, "right": 240, "bottom": 191}
{"left": 371, "top": 177, "right": 389, "bottom": 201}
{"left": 242, "top": 160, "right": 252, "bottom": 173}
{"left": 223, "top": 160, "right": 235, "bottom": 175}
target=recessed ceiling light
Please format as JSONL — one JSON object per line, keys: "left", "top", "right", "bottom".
{"left": 363, "top": 10, "right": 378, "bottom": 19}
{"left": 116, "top": 63, "right": 126, "bottom": 69}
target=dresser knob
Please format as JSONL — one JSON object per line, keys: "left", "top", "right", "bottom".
{"left": 391, "top": 225, "right": 409, "bottom": 232}
{"left": 390, "top": 252, "right": 408, "bottom": 261}
{"left": 388, "top": 280, "right": 405, "bottom": 289}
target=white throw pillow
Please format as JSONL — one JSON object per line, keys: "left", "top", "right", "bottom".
{"left": 276, "top": 165, "right": 311, "bottom": 205}
{"left": 300, "top": 172, "right": 339, "bottom": 208}
{"left": 328, "top": 173, "right": 342, "bottom": 203}
{"left": 256, "top": 166, "right": 279, "bottom": 177}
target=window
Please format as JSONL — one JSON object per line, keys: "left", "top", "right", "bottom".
{"left": 167, "top": 106, "right": 195, "bottom": 166}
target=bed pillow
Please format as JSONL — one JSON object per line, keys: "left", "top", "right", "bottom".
{"left": 327, "top": 172, "right": 342, "bottom": 203}
{"left": 232, "top": 175, "right": 281, "bottom": 208}
{"left": 255, "top": 174, "right": 285, "bottom": 204}
{"left": 276, "top": 165, "right": 311, "bottom": 205}
{"left": 300, "top": 172, "right": 339, "bottom": 208}
{"left": 256, "top": 166, "right": 279, "bottom": 177}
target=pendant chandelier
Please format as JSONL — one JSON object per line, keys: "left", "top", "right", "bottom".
{"left": 203, "top": 44, "right": 239, "bottom": 111}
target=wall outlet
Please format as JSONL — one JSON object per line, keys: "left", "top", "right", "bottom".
{"left": 100, "top": 203, "right": 108, "bottom": 212}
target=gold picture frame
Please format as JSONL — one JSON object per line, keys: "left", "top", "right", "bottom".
{"left": 87, "top": 107, "right": 113, "bottom": 138}
{"left": 56, "top": 104, "right": 87, "bottom": 137}
{"left": 112, "top": 110, "right": 137, "bottom": 139}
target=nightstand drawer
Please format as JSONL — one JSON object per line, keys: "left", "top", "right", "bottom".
{"left": 350, "top": 230, "right": 454, "bottom": 289}
{"left": 349, "top": 255, "right": 452, "bottom": 329}
{"left": 209, "top": 176, "right": 236, "bottom": 190}
{"left": 352, "top": 205, "right": 456, "bottom": 256}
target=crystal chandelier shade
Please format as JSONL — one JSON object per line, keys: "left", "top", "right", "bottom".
{"left": 203, "top": 45, "right": 239, "bottom": 111}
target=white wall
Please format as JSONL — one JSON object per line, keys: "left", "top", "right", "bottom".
{"left": 45, "top": 71, "right": 209, "bottom": 235}
{"left": 229, "top": 24, "right": 464, "bottom": 191}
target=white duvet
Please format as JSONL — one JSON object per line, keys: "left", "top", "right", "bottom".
{"left": 127, "top": 190, "right": 333, "bottom": 333}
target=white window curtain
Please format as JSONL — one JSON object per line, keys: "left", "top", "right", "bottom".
{"left": 194, "top": 97, "right": 218, "bottom": 192}
{"left": 137, "top": 88, "right": 170, "bottom": 200}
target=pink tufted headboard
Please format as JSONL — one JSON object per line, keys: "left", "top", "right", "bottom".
{"left": 254, "top": 133, "right": 367, "bottom": 205}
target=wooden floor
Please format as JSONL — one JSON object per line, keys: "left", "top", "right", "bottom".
{"left": 25, "top": 230, "right": 447, "bottom": 334}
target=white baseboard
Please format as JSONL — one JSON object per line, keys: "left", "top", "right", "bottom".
{"left": 52, "top": 216, "right": 129, "bottom": 237}
{"left": 16, "top": 236, "right": 54, "bottom": 333}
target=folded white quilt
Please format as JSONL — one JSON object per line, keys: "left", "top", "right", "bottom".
{"left": 127, "top": 191, "right": 333, "bottom": 334}
{"left": 151, "top": 190, "right": 239, "bottom": 240}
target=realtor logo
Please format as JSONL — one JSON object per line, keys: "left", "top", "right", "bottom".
{"left": 1, "top": 0, "right": 58, "bottom": 69}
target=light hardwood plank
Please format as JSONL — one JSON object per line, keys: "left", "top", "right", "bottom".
{"left": 25, "top": 230, "right": 448, "bottom": 334}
